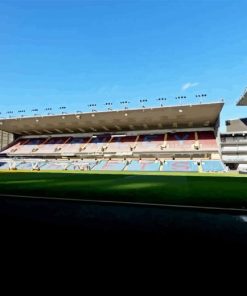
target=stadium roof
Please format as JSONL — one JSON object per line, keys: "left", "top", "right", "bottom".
{"left": 237, "top": 88, "right": 247, "bottom": 106}
{"left": 0, "top": 102, "right": 224, "bottom": 135}
{"left": 225, "top": 118, "right": 247, "bottom": 133}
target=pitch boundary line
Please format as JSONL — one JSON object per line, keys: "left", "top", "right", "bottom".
{"left": 0, "top": 193, "right": 247, "bottom": 214}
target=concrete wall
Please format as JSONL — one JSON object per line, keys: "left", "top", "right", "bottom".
{"left": 0, "top": 130, "right": 14, "bottom": 151}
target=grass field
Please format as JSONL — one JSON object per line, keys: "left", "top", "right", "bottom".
{"left": 0, "top": 170, "right": 247, "bottom": 209}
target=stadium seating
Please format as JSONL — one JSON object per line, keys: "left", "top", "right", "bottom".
{"left": 0, "top": 128, "right": 224, "bottom": 173}
{"left": 35, "top": 137, "right": 68, "bottom": 153}
{"left": 127, "top": 160, "right": 160, "bottom": 171}
{"left": 0, "top": 159, "right": 98, "bottom": 171}
{"left": 93, "top": 160, "right": 127, "bottom": 171}
{"left": 106, "top": 136, "right": 137, "bottom": 153}
{"left": 39, "top": 161, "right": 69, "bottom": 170}
{"left": 83, "top": 136, "right": 111, "bottom": 153}
{"left": 60, "top": 137, "right": 90, "bottom": 153}
{"left": 2, "top": 130, "right": 220, "bottom": 156}
{"left": 66, "top": 160, "right": 96, "bottom": 170}
{"left": 0, "top": 162, "right": 9, "bottom": 170}
{"left": 135, "top": 134, "right": 164, "bottom": 151}
{"left": 16, "top": 162, "right": 33, "bottom": 170}
{"left": 198, "top": 131, "right": 218, "bottom": 150}
{"left": 201, "top": 160, "right": 226, "bottom": 172}
{"left": 163, "top": 160, "right": 198, "bottom": 172}
{"left": 1, "top": 139, "right": 35, "bottom": 154}
{"left": 166, "top": 132, "right": 195, "bottom": 151}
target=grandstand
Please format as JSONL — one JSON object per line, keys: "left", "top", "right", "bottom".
{"left": 0, "top": 102, "right": 226, "bottom": 172}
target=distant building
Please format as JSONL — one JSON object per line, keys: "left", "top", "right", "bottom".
{"left": 220, "top": 87, "right": 247, "bottom": 170}
{"left": 225, "top": 118, "right": 247, "bottom": 133}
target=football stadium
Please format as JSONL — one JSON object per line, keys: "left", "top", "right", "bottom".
{"left": 2, "top": 1, "right": 247, "bottom": 247}
{"left": 0, "top": 96, "right": 247, "bottom": 212}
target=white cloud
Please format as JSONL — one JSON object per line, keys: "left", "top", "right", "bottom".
{"left": 181, "top": 82, "right": 199, "bottom": 91}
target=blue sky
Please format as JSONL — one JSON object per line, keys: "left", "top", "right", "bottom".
{"left": 0, "top": 0, "right": 247, "bottom": 131}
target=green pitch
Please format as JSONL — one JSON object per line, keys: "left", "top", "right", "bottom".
{"left": 0, "top": 170, "right": 247, "bottom": 209}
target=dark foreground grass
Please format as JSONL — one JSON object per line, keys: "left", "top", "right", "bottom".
{"left": 0, "top": 171, "right": 247, "bottom": 209}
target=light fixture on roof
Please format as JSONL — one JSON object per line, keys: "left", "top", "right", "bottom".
{"left": 140, "top": 99, "right": 148, "bottom": 108}
{"left": 175, "top": 96, "right": 186, "bottom": 105}
{"left": 18, "top": 109, "right": 26, "bottom": 117}
{"left": 195, "top": 94, "right": 207, "bottom": 104}
{"left": 59, "top": 106, "right": 67, "bottom": 114}
{"left": 105, "top": 102, "right": 113, "bottom": 111}
{"left": 195, "top": 94, "right": 207, "bottom": 98}
{"left": 88, "top": 104, "right": 97, "bottom": 112}
{"left": 120, "top": 101, "right": 130, "bottom": 110}
{"left": 156, "top": 98, "right": 167, "bottom": 107}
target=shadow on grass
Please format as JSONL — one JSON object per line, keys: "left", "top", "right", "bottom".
{"left": 0, "top": 171, "right": 247, "bottom": 209}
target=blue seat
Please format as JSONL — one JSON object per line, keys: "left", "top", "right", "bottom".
{"left": 68, "top": 161, "right": 96, "bottom": 170}
{"left": 93, "top": 160, "right": 126, "bottom": 171}
{"left": 16, "top": 162, "right": 33, "bottom": 170}
{"left": 163, "top": 160, "right": 198, "bottom": 172}
{"left": 39, "top": 162, "right": 66, "bottom": 170}
{"left": 127, "top": 160, "right": 160, "bottom": 171}
{"left": 201, "top": 160, "right": 225, "bottom": 172}
{"left": 0, "top": 162, "right": 9, "bottom": 169}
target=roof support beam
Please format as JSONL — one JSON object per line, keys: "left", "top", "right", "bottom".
{"left": 78, "top": 128, "right": 85, "bottom": 132}
{"left": 33, "top": 130, "right": 42, "bottom": 134}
